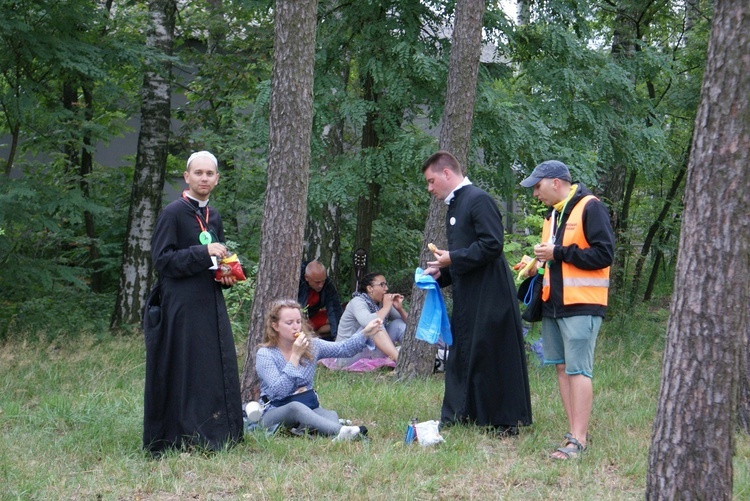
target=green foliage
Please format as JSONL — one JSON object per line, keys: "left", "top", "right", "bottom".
{"left": 222, "top": 241, "right": 257, "bottom": 338}
{"left": 0, "top": 163, "right": 129, "bottom": 338}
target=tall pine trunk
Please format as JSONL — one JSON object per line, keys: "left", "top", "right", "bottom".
{"left": 646, "top": 0, "right": 750, "bottom": 497}
{"left": 240, "top": 0, "right": 318, "bottom": 402}
{"left": 110, "top": 0, "right": 176, "bottom": 329}
{"left": 397, "top": 0, "right": 485, "bottom": 379}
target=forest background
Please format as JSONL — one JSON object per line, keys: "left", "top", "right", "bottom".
{"left": 0, "top": 0, "right": 703, "bottom": 339}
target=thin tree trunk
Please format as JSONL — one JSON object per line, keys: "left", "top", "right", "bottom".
{"left": 601, "top": 1, "right": 640, "bottom": 296}
{"left": 643, "top": 224, "right": 674, "bottom": 302}
{"left": 304, "top": 58, "right": 349, "bottom": 288}
{"left": 110, "top": 0, "right": 176, "bottom": 329}
{"left": 240, "top": 0, "right": 318, "bottom": 403}
{"left": 3, "top": 123, "right": 19, "bottom": 177}
{"left": 397, "top": 0, "right": 485, "bottom": 379}
{"left": 305, "top": 117, "right": 344, "bottom": 286}
{"left": 80, "top": 85, "right": 103, "bottom": 293}
{"left": 352, "top": 70, "right": 381, "bottom": 291}
{"left": 630, "top": 157, "right": 687, "bottom": 300}
{"left": 646, "top": 0, "right": 750, "bottom": 497}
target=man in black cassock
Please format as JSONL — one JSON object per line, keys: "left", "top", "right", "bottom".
{"left": 422, "top": 151, "right": 532, "bottom": 435}
{"left": 143, "top": 151, "right": 243, "bottom": 456}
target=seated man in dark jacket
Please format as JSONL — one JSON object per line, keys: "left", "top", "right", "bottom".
{"left": 298, "top": 261, "right": 344, "bottom": 340}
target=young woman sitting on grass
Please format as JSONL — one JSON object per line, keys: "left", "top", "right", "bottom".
{"left": 334, "top": 272, "right": 408, "bottom": 366}
{"left": 254, "top": 299, "right": 381, "bottom": 440}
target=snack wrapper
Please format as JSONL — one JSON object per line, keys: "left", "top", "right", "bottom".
{"left": 214, "top": 252, "right": 247, "bottom": 282}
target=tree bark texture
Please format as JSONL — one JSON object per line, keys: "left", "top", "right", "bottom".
{"left": 304, "top": 202, "right": 342, "bottom": 287}
{"left": 646, "top": 1, "right": 750, "bottom": 498}
{"left": 241, "top": 0, "right": 318, "bottom": 403}
{"left": 305, "top": 126, "right": 344, "bottom": 286}
{"left": 110, "top": 0, "right": 175, "bottom": 329}
{"left": 397, "top": 0, "right": 485, "bottom": 380}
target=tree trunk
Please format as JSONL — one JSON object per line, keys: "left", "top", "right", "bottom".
{"left": 397, "top": 0, "right": 485, "bottom": 380}
{"left": 305, "top": 125, "right": 343, "bottom": 288}
{"left": 601, "top": 1, "right": 639, "bottom": 296}
{"left": 305, "top": 62, "right": 349, "bottom": 289}
{"left": 630, "top": 155, "right": 687, "bottom": 301}
{"left": 352, "top": 70, "right": 381, "bottom": 292}
{"left": 646, "top": 0, "right": 750, "bottom": 497}
{"left": 740, "top": 319, "right": 750, "bottom": 433}
{"left": 80, "top": 85, "right": 103, "bottom": 293}
{"left": 110, "top": 0, "right": 176, "bottom": 329}
{"left": 3, "top": 123, "right": 19, "bottom": 177}
{"left": 643, "top": 224, "right": 674, "bottom": 302}
{"left": 240, "top": 0, "right": 318, "bottom": 403}
{"left": 304, "top": 203, "right": 342, "bottom": 286}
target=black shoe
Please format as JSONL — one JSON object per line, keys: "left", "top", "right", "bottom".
{"left": 492, "top": 425, "right": 519, "bottom": 438}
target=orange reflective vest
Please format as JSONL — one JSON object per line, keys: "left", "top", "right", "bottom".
{"left": 541, "top": 195, "right": 610, "bottom": 306}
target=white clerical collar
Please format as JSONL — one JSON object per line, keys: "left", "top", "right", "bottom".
{"left": 444, "top": 177, "right": 472, "bottom": 205}
{"left": 185, "top": 193, "right": 209, "bottom": 207}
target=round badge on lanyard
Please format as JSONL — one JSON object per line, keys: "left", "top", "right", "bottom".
{"left": 199, "top": 231, "right": 213, "bottom": 244}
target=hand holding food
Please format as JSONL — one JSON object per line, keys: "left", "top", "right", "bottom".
{"left": 512, "top": 255, "right": 532, "bottom": 271}
{"left": 214, "top": 252, "right": 247, "bottom": 282}
{"left": 428, "top": 242, "right": 438, "bottom": 253}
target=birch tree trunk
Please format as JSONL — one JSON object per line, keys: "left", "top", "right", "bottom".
{"left": 110, "top": 0, "right": 176, "bottom": 329}
{"left": 397, "top": 0, "right": 485, "bottom": 379}
{"left": 646, "top": 0, "right": 750, "bottom": 497}
{"left": 241, "top": 0, "right": 318, "bottom": 402}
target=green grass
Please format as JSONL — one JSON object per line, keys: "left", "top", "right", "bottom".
{"left": 1, "top": 306, "right": 748, "bottom": 500}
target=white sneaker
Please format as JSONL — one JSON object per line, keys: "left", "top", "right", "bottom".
{"left": 333, "top": 426, "right": 360, "bottom": 441}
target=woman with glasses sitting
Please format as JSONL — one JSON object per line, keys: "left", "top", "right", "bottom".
{"left": 334, "top": 272, "right": 408, "bottom": 365}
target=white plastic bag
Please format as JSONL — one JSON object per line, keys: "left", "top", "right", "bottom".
{"left": 414, "top": 420, "right": 444, "bottom": 447}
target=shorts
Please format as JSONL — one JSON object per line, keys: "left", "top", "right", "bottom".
{"left": 541, "top": 315, "right": 602, "bottom": 378}
{"left": 308, "top": 309, "right": 328, "bottom": 331}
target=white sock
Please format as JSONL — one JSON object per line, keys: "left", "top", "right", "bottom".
{"left": 334, "top": 425, "right": 360, "bottom": 441}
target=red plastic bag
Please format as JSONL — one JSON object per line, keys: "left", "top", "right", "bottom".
{"left": 215, "top": 253, "right": 247, "bottom": 282}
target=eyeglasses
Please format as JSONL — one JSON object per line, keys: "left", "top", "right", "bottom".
{"left": 375, "top": 282, "right": 388, "bottom": 288}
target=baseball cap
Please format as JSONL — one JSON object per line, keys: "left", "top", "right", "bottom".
{"left": 519, "top": 160, "right": 572, "bottom": 187}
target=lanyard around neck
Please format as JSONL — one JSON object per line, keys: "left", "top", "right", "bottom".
{"left": 549, "top": 197, "right": 570, "bottom": 244}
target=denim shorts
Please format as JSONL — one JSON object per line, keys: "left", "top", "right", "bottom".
{"left": 542, "top": 315, "right": 602, "bottom": 378}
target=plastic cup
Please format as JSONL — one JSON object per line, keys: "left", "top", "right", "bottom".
{"left": 245, "top": 401, "right": 263, "bottom": 422}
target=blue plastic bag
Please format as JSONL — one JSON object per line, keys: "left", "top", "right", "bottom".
{"left": 414, "top": 268, "right": 453, "bottom": 346}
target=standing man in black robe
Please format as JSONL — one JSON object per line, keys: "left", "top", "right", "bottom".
{"left": 422, "top": 151, "right": 532, "bottom": 436}
{"left": 143, "top": 151, "right": 243, "bottom": 456}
